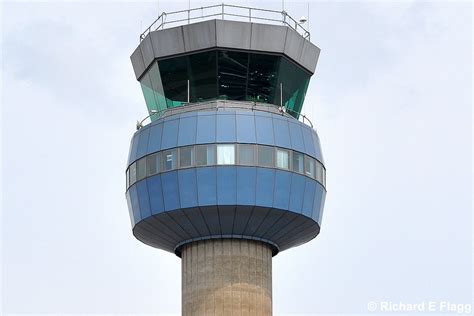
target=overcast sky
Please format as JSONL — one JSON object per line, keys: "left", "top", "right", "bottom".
{"left": 1, "top": 0, "right": 472, "bottom": 315}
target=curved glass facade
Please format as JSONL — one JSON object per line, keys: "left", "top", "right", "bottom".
{"left": 126, "top": 143, "right": 326, "bottom": 190}
{"left": 139, "top": 50, "right": 311, "bottom": 119}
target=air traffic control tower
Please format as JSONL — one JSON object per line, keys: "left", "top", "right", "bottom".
{"left": 126, "top": 4, "right": 326, "bottom": 315}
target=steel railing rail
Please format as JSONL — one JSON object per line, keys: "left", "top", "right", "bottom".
{"left": 140, "top": 3, "right": 310, "bottom": 42}
{"left": 137, "top": 100, "right": 314, "bottom": 130}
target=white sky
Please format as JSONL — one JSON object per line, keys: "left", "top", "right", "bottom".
{"left": 1, "top": 0, "right": 472, "bottom": 315}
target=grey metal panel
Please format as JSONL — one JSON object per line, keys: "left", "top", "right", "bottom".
{"left": 150, "top": 26, "right": 185, "bottom": 57}
{"left": 182, "top": 207, "right": 210, "bottom": 236}
{"left": 166, "top": 210, "right": 199, "bottom": 238}
{"left": 216, "top": 20, "right": 251, "bottom": 49}
{"left": 284, "top": 29, "right": 305, "bottom": 65}
{"left": 299, "top": 40, "right": 321, "bottom": 74}
{"left": 140, "top": 33, "right": 155, "bottom": 68}
{"left": 183, "top": 20, "right": 216, "bottom": 52}
{"left": 130, "top": 46, "right": 145, "bottom": 80}
{"left": 232, "top": 206, "right": 254, "bottom": 236}
{"left": 250, "top": 23, "right": 287, "bottom": 53}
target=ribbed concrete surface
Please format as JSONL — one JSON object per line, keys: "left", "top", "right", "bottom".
{"left": 181, "top": 239, "right": 272, "bottom": 316}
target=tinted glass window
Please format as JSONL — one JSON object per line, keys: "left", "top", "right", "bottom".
{"left": 158, "top": 56, "right": 188, "bottom": 108}
{"left": 129, "top": 162, "right": 137, "bottom": 184}
{"left": 276, "top": 148, "right": 290, "bottom": 169}
{"left": 218, "top": 50, "right": 248, "bottom": 100}
{"left": 147, "top": 153, "right": 160, "bottom": 176}
{"left": 247, "top": 53, "right": 280, "bottom": 104}
{"left": 239, "top": 144, "right": 255, "bottom": 165}
{"left": 196, "top": 144, "right": 216, "bottom": 166}
{"left": 179, "top": 146, "right": 194, "bottom": 167}
{"left": 278, "top": 58, "right": 311, "bottom": 118}
{"left": 139, "top": 73, "right": 158, "bottom": 115}
{"left": 292, "top": 152, "right": 304, "bottom": 173}
{"left": 189, "top": 51, "right": 217, "bottom": 102}
{"left": 137, "top": 158, "right": 147, "bottom": 181}
{"left": 258, "top": 145, "right": 274, "bottom": 167}
{"left": 304, "top": 155, "right": 315, "bottom": 178}
{"left": 217, "top": 144, "right": 235, "bottom": 165}
{"left": 161, "top": 149, "right": 177, "bottom": 171}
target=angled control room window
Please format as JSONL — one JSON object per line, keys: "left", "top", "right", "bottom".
{"left": 189, "top": 51, "right": 217, "bottom": 102}
{"left": 278, "top": 57, "right": 310, "bottom": 118}
{"left": 139, "top": 49, "right": 311, "bottom": 120}
{"left": 247, "top": 53, "right": 280, "bottom": 104}
{"left": 218, "top": 50, "right": 248, "bottom": 100}
{"left": 158, "top": 56, "right": 188, "bottom": 108}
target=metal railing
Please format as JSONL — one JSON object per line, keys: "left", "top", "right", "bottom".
{"left": 140, "top": 3, "right": 310, "bottom": 42}
{"left": 136, "top": 100, "right": 314, "bottom": 130}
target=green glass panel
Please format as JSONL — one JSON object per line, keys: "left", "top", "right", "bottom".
{"left": 277, "top": 58, "right": 311, "bottom": 119}
{"left": 140, "top": 72, "right": 159, "bottom": 115}
{"left": 247, "top": 53, "right": 280, "bottom": 104}
{"left": 148, "top": 62, "right": 167, "bottom": 120}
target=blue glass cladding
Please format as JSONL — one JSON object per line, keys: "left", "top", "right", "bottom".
{"left": 147, "top": 175, "right": 165, "bottom": 214}
{"left": 178, "top": 116, "right": 197, "bottom": 146}
{"left": 161, "top": 119, "right": 179, "bottom": 149}
{"left": 125, "top": 190, "right": 134, "bottom": 226}
{"left": 216, "top": 113, "right": 236, "bottom": 142}
{"left": 255, "top": 115, "right": 274, "bottom": 146}
{"left": 236, "top": 167, "right": 257, "bottom": 205}
{"left": 136, "top": 127, "right": 150, "bottom": 159}
{"left": 302, "top": 178, "right": 316, "bottom": 217}
{"left": 302, "top": 126, "right": 316, "bottom": 157}
{"left": 236, "top": 114, "right": 256, "bottom": 143}
{"left": 161, "top": 171, "right": 180, "bottom": 211}
{"left": 178, "top": 169, "right": 198, "bottom": 208}
{"left": 196, "top": 167, "right": 217, "bottom": 206}
{"left": 129, "top": 110, "right": 324, "bottom": 166}
{"left": 129, "top": 185, "right": 141, "bottom": 225}
{"left": 255, "top": 168, "right": 275, "bottom": 207}
{"left": 128, "top": 133, "right": 139, "bottom": 164}
{"left": 273, "top": 171, "right": 291, "bottom": 210}
{"left": 289, "top": 122, "right": 305, "bottom": 152}
{"left": 289, "top": 173, "right": 305, "bottom": 212}
{"left": 148, "top": 123, "right": 163, "bottom": 153}
{"left": 217, "top": 167, "right": 237, "bottom": 205}
{"left": 136, "top": 180, "right": 152, "bottom": 219}
{"left": 196, "top": 114, "right": 216, "bottom": 143}
{"left": 313, "top": 184, "right": 325, "bottom": 223}
{"left": 273, "top": 118, "right": 291, "bottom": 148}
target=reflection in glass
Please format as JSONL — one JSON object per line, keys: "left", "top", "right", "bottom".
{"left": 258, "top": 145, "right": 274, "bottom": 167}
{"left": 217, "top": 144, "right": 235, "bottom": 165}
{"left": 247, "top": 54, "right": 280, "bottom": 104}
{"left": 276, "top": 149, "right": 290, "bottom": 169}
{"left": 218, "top": 51, "right": 248, "bottom": 100}
{"left": 140, "top": 51, "right": 311, "bottom": 119}
{"left": 161, "top": 149, "right": 177, "bottom": 171}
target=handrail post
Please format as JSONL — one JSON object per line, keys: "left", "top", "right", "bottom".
{"left": 187, "top": 80, "right": 190, "bottom": 103}
{"left": 249, "top": 8, "right": 251, "bottom": 22}
{"left": 221, "top": 3, "right": 224, "bottom": 20}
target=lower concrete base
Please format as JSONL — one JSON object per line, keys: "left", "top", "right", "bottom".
{"left": 181, "top": 239, "right": 272, "bottom": 316}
